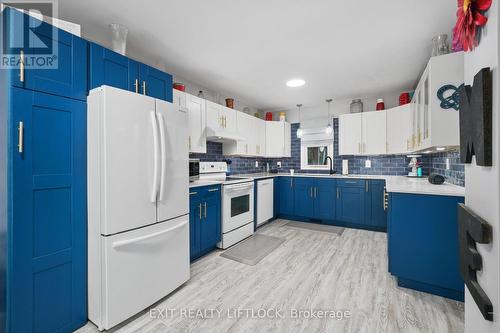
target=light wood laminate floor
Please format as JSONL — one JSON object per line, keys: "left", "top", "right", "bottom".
{"left": 77, "top": 219, "right": 464, "bottom": 333}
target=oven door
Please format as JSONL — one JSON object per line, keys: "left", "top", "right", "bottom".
{"left": 223, "top": 182, "right": 254, "bottom": 233}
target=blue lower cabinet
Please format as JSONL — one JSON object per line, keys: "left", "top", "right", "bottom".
{"left": 293, "top": 178, "right": 315, "bottom": 218}
{"left": 275, "top": 177, "right": 386, "bottom": 231}
{"left": 364, "top": 180, "right": 387, "bottom": 230}
{"left": 200, "top": 188, "right": 222, "bottom": 253}
{"left": 388, "top": 192, "right": 464, "bottom": 301}
{"left": 278, "top": 177, "right": 294, "bottom": 215}
{"left": 336, "top": 180, "right": 365, "bottom": 224}
{"left": 8, "top": 88, "right": 87, "bottom": 332}
{"left": 189, "top": 186, "right": 221, "bottom": 261}
{"left": 314, "top": 179, "right": 336, "bottom": 221}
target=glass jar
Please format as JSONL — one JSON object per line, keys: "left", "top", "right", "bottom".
{"left": 432, "top": 34, "right": 450, "bottom": 57}
{"left": 350, "top": 99, "right": 363, "bottom": 113}
{"left": 109, "top": 23, "right": 128, "bottom": 55}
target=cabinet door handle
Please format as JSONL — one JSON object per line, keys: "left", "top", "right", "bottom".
{"left": 19, "top": 50, "right": 25, "bottom": 82}
{"left": 363, "top": 143, "right": 366, "bottom": 153}
{"left": 208, "top": 188, "right": 218, "bottom": 192}
{"left": 18, "top": 121, "right": 24, "bottom": 154}
{"left": 383, "top": 188, "right": 388, "bottom": 210}
{"left": 314, "top": 187, "right": 317, "bottom": 198}
{"left": 188, "top": 136, "right": 191, "bottom": 150}
{"left": 189, "top": 191, "right": 198, "bottom": 195}
{"left": 134, "top": 78, "right": 139, "bottom": 93}
{"left": 310, "top": 187, "right": 313, "bottom": 198}
{"left": 223, "top": 116, "right": 227, "bottom": 128}
{"left": 204, "top": 202, "right": 207, "bottom": 218}
{"left": 358, "top": 143, "right": 361, "bottom": 154}
{"left": 142, "top": 81, "right": 146, "bottom": 95}
{"left": 365, "top": 180, "right": 368, "bottom": 192}
{"left": 337, "top": 188, "right": 340, "bottom": 199}
{"left": 199, "top": 203, "right": 202, "bottom": 219}
{"left": 290, "top": 179, "right": 293, "bottom": 189}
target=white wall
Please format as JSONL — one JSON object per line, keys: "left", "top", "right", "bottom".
{"left": 261, "top": 91, "right": 402, "bottom": 127}
{"left": 464, "top": 1, "right": 499, "bottom": 332}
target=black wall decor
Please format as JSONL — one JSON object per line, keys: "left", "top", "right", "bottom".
{"left": 458, "top": 203, "right": 493, "bottom": 321}
{"left": 459, "top": 67, "right": 492, "bottom": 166}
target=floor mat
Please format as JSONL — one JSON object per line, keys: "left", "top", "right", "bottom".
{"left": 284, "top": 221, "right": 345, "bottom": 235}
{"left": 220, "top": 234, "right": 285, "bottom": 266}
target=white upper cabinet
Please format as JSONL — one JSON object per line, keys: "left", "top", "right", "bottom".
{"left": 173, "top": 90, "right": 206, "bottom": 153}
{"left": 223, "top": 111, "right": 256, "bottom": 156}
{"left": 186, "top": 94, "right": 207, "bottom": 153}
{"left": 205, "top": 101, "right": 238, "bottom": 140}
{"left": 256, "top": 118, "right": 266, "bottom": 156}
{"left": 408, "top": 52, "right": 463, "bottom": 152}
{"left": 361, "top": 111, "right": 387, "bottom": 155}
{"left": 338, "top": 52, "right": 463, "bottom": 156}
{"left": 338, "top": 113, "right": 362, "bottom": 155}
{"left": 172, "top": 89, "right": 187, "bottom": 109}
{"left": 221, "top": 106, "right": 237, "bottom": 132}
{"left": 206, "top": 100, "right": 224, "bottom": 131}
{"left": 387, "top": 105, "right": 411, "bottom": 154}
{"left": 265, "top": 121, "right": 291, "bottom": 158}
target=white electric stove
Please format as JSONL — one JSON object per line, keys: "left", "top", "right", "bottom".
{"left": 199, "top": 162, "right": 254, "bottom": 249}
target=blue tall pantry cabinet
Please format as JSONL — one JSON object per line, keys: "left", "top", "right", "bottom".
{"left": 1, "top": 7, "right": 87, "bottom": 333}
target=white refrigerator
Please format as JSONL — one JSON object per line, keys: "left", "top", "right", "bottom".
{"left": 87, "top": 86, "right": 190, "bottom": 331}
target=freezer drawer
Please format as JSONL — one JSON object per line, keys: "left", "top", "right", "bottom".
{"left": 257, "top": 179, "right": 274, "bottom": 226}
{"left": 89, "top": 216, "right": 190, "bottom": 331}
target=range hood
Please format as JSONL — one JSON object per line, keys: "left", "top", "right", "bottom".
{"left": 205, "top": 127, "right": 245, "bottom": 143}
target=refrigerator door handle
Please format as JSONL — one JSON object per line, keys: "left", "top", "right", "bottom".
{"left": 112, "top": 220, "right": 188, "bottom": 249}
{"left": 157, "top": 112, "right": 167, "bottom": 201}
{"left": 150, "top": 111, "right": 160, "bottom": 203}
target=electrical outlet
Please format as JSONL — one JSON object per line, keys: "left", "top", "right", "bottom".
{"left": 255, "top": 161, "right": 259, "bottom": 168}
{"left": 446, "top": 158, "right": 450, "bottom": 170}
{"left": 277, "top": 161, "right": 282, "bottom": 168}
{"left": 365, "top": 160, "right": 371, "bottom": 168}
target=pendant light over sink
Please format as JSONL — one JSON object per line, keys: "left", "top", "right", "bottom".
{"left": 296, "top": 104, "right": 303, "bottom": 138}
{"left": 325, "top": 99, "right": 333, "bottom": 135}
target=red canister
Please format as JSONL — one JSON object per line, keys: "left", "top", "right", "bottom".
{"left": 265, "top": 112, "right": 273, "bottom": 121}
{"left": 399, "top": 92, "right": 410, "bottom": 105}
{"left": 376, "top": 98, "right": 385, "bottom": 111}
{"left": 173, "top": 83, "right": 185, "bottom": 92}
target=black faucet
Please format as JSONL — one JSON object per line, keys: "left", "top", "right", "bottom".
{"left": 324, "top": 156, "right": 335, "bottom": 175}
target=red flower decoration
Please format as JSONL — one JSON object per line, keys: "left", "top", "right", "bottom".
{"left": 453, "top": 0, "right": 493, "bottom": 51}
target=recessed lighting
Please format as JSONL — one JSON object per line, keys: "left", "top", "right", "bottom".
{"left": 436, "top": 147, "right": 446, "bottom": 151}
{"left": 286, "top": 79, "right": 305, "bottom": 87}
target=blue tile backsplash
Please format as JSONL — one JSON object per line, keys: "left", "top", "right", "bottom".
{"left": 190, "top": 118, "right": 465, "bottom": 186}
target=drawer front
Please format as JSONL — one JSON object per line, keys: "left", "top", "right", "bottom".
{"left": 337, "top": 179, "right": 365, "bottom": 188}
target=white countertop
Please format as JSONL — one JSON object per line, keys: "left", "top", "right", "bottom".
{"left": 233, "top": 173, "right": 465, "bottom": 197}
{"left": 189, "top": 180, "right": 224, "bottom": 189}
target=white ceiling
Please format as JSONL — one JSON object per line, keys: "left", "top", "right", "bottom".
{"left": 59, "top": 0, "right": 457, "bottom": 110}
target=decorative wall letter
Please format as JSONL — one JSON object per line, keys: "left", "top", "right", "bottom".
{"left": 459, "top": 67, "right": 492, "bottom": 166}
{"left": 458, "top": 203, "right": 493, "bottom": 321}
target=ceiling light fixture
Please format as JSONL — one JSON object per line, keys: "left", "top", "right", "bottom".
{"left": 296, "top": 104, "right": 303, "bottom": 138}
{"left": 325, "top": 99, "right": 333, "bottom": 135}
{"left": 286, "top": 79, "right": 305, "bottom": 87}
{"left": 436, "top": 147, "right": 446, "bottom": 151}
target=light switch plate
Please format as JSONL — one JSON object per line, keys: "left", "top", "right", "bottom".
{"left": 277, "top": 161, "right": 282, "bottom": 168}
{"left": 446, "top": 158, "right": 450, "bottom": 170}
{"left": 255, "top": 161, "right": 259, "bottom": 168}
{"left": 365, "top": 160, "right": 372, "bottom": 168}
